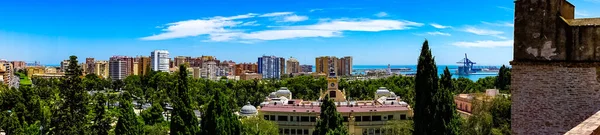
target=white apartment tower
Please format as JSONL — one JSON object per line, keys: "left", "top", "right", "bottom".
{"left": 150, "top": 50, "right": 170, "bottom": 72}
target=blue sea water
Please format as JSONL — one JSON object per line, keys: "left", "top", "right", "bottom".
{"left": 319, "top": 65, "right": 499, "bottom": 81}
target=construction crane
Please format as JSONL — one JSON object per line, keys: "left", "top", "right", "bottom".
{"left": 457, "top": 53, "right": 477, "bottom": 75}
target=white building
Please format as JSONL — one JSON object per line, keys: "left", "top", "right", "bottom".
{"left": 150, "top": 50, "right": 169, "bottom": 72}
{"left": 201, "top": 61, "right": 217, "bottom": 80}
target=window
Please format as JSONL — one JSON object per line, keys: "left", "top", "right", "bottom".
{"left": 372, "top": 115, "right": 382, "bottom": 121}
{"left": 278, "top": 116, "right": 288, "bottom": 121}
{"left": 264, "top": 115, "right": 269, "bottom": 120}
{"left": 304, "top": 129, "right": 309, "bottom": 135}
{"left": 301, "top": 116, "right": 309, "bottom": 122}
{"left": 285, "top": 129, "right": 289, "bottom": 134}
{"left": 400, "top": 114, "right": 407, "bottom": 120}
{"left": 356, "top": 116, "right": 362, "bottom": 122}
{"left": 388, "top": 115, "right": 394, "bottom": 120}
{"left": 343, "top": 116, "right": 348, "bottom": 122}
{"left": 291, "top": 129, "right": 296, "bottom": 134}
{"left": 329, "top": 91, "right": 336, "bottom": 98}
{"left": 270, "top": 115, "right": 276, "bottom": 121}
{"left": 296, "top": 129, "right": 302, "bottom": 134}
{"left": 279, "top": 129, "right": 283, "bottom": 134}
{"left": 310, "top": 116, "right": 316, "bottom": 122}
{"left": 363, "top": 116, "right": 371, "bottom": 121}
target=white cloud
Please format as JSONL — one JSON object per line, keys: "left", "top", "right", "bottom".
{"left": 309, "top": 9, "right": 323, "bottom": 12}
{"left": 426, "top": 31, "right": 451, "bottom": 36}
{"left": 294, "top": 19, "right": 423, "bottom": 32}
{"left": 462, "top": 27, "right": 506, "bottom": 39}
{"left": 241, "top": 30, "right": 341, "bottom": 40}
{"left": 374, "top": 12, "right": 388, "bottom": 17}
{"left": 497, "top": 6, "right": 513, "bottom": 12}
{"left": 430, "top": 23, "right": 450, "bottom": 29}
{"left": 141, "top": 13, "right": 424, "bottom": 42}
{"left": 575, "top": 11, "right": 592, "bottom": 18}
{"left": 259, "top": 12, "right": 294, "bottom": 17}
{"left": 281, "top": 15, "right": 309, "bottom": 22}
{"left": 452, "top": 40, "right": 513, "bottom": 48}
{"left": 482, "top": 21, "right": 513, "bottom": 27}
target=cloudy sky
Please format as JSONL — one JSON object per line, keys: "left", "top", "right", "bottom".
{"left": 1, "top": 0, "right": 599, "bottom": 65}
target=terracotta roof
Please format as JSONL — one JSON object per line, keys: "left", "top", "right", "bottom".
{"left": 260, "top": 105, "right": 410, "bottom": 113}
{"left": 568, "top": 18, "right": 600, "bottom": 26}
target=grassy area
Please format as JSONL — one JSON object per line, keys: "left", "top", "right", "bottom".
{"left": 16, "top": 72, "right": 32, "bottom": 85}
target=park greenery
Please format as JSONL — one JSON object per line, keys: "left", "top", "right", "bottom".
{"left": 0, "top": 43, "right": 511, "bottom": 134}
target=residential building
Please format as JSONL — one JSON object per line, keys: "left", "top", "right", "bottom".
{"left": 109, "top": 56, "right": 128, "bottom": 80}
{"left": 300, "top": 65, "right": 313, "bottom": 73}
{"left": 338, "top": 56, "right": 353, "bottom": 76}
{"left": 174, "top": 56, "right": 190, "bottom": 67}
{"left": 258, "top": 55, "right": 283, "bottom": 79}
{"left": 132, "top": 62, "right": 139, "bottom": 76}
{"left": 240, "top": 73, "right": 262, "bottom": 80}
{"left": 259, "top": 78, "right": 413, "bottom": 135}
{"left": 125, "top": 57, "right": 136, "bottom": 76}
{"left": 11, "top": 61, "right": 26, "bottom": 70}
{"left": 201, "top": 61, "right": 217, "bottom": 80}
{"left": 45, "top": 67, "right": 58, "bottom": 74}
{"left": 86, "top": 58, "right": 95, "bottom": 75}
{"left": 26, "top": 67, "right": 45, "bottom": 78}
{"left": 60, "top": 60, "right": 70, "bottom": 73}
{"left": 0, "top": 61, "right": 13, "bottom": 85}
{"left": 95, "top": 60, "right": 110, "bottom": 78}
{"left": 280, "top": 57, "right": 286, "bottom": 77}
{"left": 137, "top": 56, "right": 151, "bottom": 76}
{"left": 235, "top": 63, "right": 258, "bottom": 76}
{"left": 455, "top": 89, "right": 500, "bottom": 118}
{"left": 286, "top": 57, "right": 300, "bottom": 74}
{"left": 150, "top": 50, "right": 170, "bottom": 72}
{"left": 315, "top": 56, "right": 338, "bottom": 76}
{"left": 192, "top": 67, "right": 201, "bottom": 79}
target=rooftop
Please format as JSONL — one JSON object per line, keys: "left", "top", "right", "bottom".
{"left": 568, "top": 18, "right": 600, "bottom": 26}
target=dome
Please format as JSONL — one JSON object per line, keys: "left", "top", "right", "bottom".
{"left": 376, "top": 87, "right": 391, "bottom": 95}
{"left": 240, "top": 102, "right": 257, "bottom": 116}
{"left": 276, "top": 87, "right": 292, "bottom": 95}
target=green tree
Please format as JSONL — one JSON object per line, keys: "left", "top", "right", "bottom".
{"left": 413, "top": 40, "right": 438, "bottom": 135}
{"left": 141, "top": 102, "right": 165, "bottom": 125}
{"left": 383, "top": 120, "right": 413, "bottom": 135}
{"left": 413, "top": 40, "right": 459, "bottom": 135}
{"left": 440, "top": 67, "right": 453, "bottom": 91}
{"left": 91, "top": 94, "right": 112, "bottom": 135}
{"left": 170, "top": 65, "right": 199, "bottom": 135}
{"left": 49, "top": 55, "right": 90, "bottom": 135}
{"left": 2, "top": 110, "right": 24, "bottom": 135}
{"left": 241, "top": 117, "right": 279, "bottom": 135}
{"left": 495, "top": 65, "right": 511, "bottom": 91}
{"left": 462, "top": 99, "right": 493, "bottom": 135}
{"left": 200, "top": 90, "right": 241, "bottom": 135}
{"left": 115, "top": 91, "right": 143, "bottom": 135}
{"left": 313, "top": 96, "right": 348, "bottom": 135}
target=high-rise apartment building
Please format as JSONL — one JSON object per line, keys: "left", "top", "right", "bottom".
{"left": 300, "top": 65, "right": 313, "bottom": 73}
{"left": 109, "top": 56, "right": 128, "bottom": 80}
{"left": 86, "top": 58, "right": 95, "bottom": 75}
{"left": 137, "top": 56, "right": 151, "bottom": 76}
{"left": 235, "top": 63, "right": 258, "bottom": 76}
{"left": 60, "top": 60, "right": 70, "bottom": 73}
{"left": 125, "top": 57, "right": 137, "bottom": 76}
{"left": 258, "top": 55, "right": 283, "bottom": 79}
{"left": 338, "top": 56, "right": 353, "bottom": 76}
{"left": 10, "top": 61, "right": 26, "bottom": 70}
{"left": 95, "top": 60, "right": 110, "bottom": 78}
{"left": 174, "top": 56, "right": 190, "bottom": 67}
{"left": 279, "top": 57, "right": 285, "bottom": 77}
{"left": 315, "top": 56, "right": 353, "bottom": 76}
{"left": 286, "top": 57, "right": 300, "bottom": 74}
{"left": 150, "top": 50, "right": 169, "bottom": 72}
{"left": 315, "top": 56, "right": 338, "bottom": 76}
{"left": 201, "top": 61, "right": 217, "bottom": 80}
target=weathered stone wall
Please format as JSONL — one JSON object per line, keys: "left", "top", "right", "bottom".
{"left": 512, "top": 63, "right": 600, "bottom": 134}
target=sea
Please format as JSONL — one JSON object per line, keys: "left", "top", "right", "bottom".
{"left": 347, "top": 65, "right": 500, "bottom": 81}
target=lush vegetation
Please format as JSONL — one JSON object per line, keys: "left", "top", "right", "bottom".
{"left": 0, "top": 51, "right": 511, "bottom": 134}
{"left": 313, "top": 96, "right": 348, "bottom": 135}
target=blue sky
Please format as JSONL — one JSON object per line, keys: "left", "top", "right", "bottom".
{"left": 1, "top": 0, "right": 599, "bottom": 65}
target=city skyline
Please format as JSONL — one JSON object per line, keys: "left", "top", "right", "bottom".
{"left": 1, "top": 0, "right": 599, "bottom": 65}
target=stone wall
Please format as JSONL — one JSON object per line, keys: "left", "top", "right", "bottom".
{"left": 512, "top": 63, "right": 600, "bottom": 134}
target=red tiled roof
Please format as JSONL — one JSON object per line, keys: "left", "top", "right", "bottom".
{"left": 260, "top": 105, "right": 410, "bottom": 113}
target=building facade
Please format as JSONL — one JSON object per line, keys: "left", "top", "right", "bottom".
{"left": 11, "top": 61, "right": 26, "bottom": 70}
{"left": 300, "top": 65, "right": 313, "bottom": 73}
{"left": 137, "top": 56, "right": 151, "bottom": 76}
{"left": 86, "top": 58, "right": 95, "bottom": 75}
{"left": 240, "top": 73, "right": 262, "bottom": 80}
{"left": 315, "top": 56, "right": 338, "bottom": 76}
{"left": 60, "top": 60, "right": 70, "bottom": 73}
{"left": 259, "top": 79, "right": 412, "bottom": 135}
{"left": 150, "top": 50, "right": 170, "bottom": 72}
{"left": 109, "top": 56, "right": 128, "bottom": 80}
{"left": 512, "top": 0, "right": 600, "bottom": 134}
{"left": 258, "top": 55, "right": 283, "bottom": 79}
{"left": 95, "top": 60, "right": 110, "bottom": 78}
{"left": 286, "top": 57, "right": 300, "bottom": 74}
{"left": 201, "top": 61, "right": 217, "bottom": 80}
{"left": 235, "top": 63, "right": 258, "bottom": 76}
{"left": 338, "top": 56, "right": 353, "bottom": 76}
